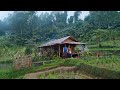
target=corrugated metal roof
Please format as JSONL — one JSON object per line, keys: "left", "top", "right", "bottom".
{"left": 39, "top": 36, "right": 86, "bottom": 47}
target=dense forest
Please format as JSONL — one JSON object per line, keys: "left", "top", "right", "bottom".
{"left": 0, "top": 11, "right": 120, "bottom": 47}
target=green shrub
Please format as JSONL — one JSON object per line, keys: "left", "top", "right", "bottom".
{"left": 33, "top": 55, "right": 40, "bottom": 62}
{"left": 0, "top": 60, "right": 13, "bottom": 64}
{"left": 63, "top": 59, "right": 80, "bottom": 66}
{"left": 25, "top": 47, "right": 32, "bottom": 55}
{"left": 81, "top": 52, "right": 93, "bottom": 57}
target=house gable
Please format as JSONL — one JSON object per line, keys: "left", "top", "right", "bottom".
{"left": 62, "top": 36, "right": 78, "bottom": 43}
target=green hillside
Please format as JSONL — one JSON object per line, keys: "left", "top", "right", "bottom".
{"left": 0, "top": 11, "right": 120, "bottom": 79}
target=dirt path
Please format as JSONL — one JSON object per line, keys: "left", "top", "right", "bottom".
{"left": 23, "top": 66, "right": 77, "bottom": 79}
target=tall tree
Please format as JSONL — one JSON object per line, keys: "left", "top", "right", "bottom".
{"left": 63, "top": 11, "right": 68, "bottom": 24}
{"left": 0, "top": 20, "right": 5, "bottom": 36}
{"left": 85, "top": 11, "right": 120, "bottom": 29}
{"left": 74, "top": 11, "right": 82, "bottom": 23}
{"left": 7, "top": 11, "right": 38, "bottom": 45}
{"left": 68, "top": 16, "right": 74, "bottom": 24}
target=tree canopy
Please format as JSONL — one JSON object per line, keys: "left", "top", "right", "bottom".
{"left": 0, "top": 11, "right": 120, "bottom": 46}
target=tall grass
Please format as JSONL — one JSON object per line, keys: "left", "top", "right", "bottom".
{"left": 63, "top": 59, "right": 120, "bottom": 79}
{"left": 1, "top": 58, "right": 120, "bottom": 79}
{"left": 39, "top": 70, "right": 91, "bottom": 79}
{"left": 0, "top": 46, "right": 26, "bottom": 62}
{"left": 63, "top": 58, "right": 120, "bottom": 71}
{"left": 0, "top": 59, "right": 64, "bottom": 79}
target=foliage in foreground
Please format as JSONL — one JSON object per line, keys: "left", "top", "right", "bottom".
{"left": 1, "top": 57, "right": 120, "bottom": 79}
{"left": 63, "top": 58, "right": 120, "bottom": 79}
{"left": 0, "top": 60, "right": 64, "bottom": 79}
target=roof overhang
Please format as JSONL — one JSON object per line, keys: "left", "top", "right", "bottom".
{"left": 39, "top": 42, "right": 87, "bottom": 48}
{"left": 61, "top": 42, "right": 86, "bottom": 45}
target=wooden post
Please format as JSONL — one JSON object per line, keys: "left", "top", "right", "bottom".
{"left": 59, "top": 44, "right": 60, "bottom": 57}
{"left": 50, "top": 45, "right": 52, "bottom": 55}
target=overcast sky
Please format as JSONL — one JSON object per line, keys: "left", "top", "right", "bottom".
{"left": 0, "top": 11, "right": 89, "bottom": 21}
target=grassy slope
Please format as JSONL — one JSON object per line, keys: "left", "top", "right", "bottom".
{"left": 63, "top": 58, "right": 120, "bottom": 79}
{"left": 0, "top": 38, "right": 120, "bottom": 79}
{"left": 39, "top": 70, "right": 92, "bottom": 79}
{"left": 0, "top": 60, "right": 64, "bottom": 79}
{"left": 65, "top": 58, "right": 120, "bottom": 72}
{"left": 1, "top": 58, "right": 120, "bottom": 79}
{"left": 89, "top": 40, "right": 120, "bottom": 50}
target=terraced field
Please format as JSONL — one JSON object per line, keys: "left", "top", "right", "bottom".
{"left": 39, "top": 71, "right": 93, "bottom": 79}
{"left": 24, "top": 66, "right": 94, "bottom": 79}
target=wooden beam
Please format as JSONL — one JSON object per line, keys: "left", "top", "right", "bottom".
{"left": 59, "top": 44, "right": 60, "bottom": 57}
{"left": 50, "top": 45, "right": 52, "bottom": 55}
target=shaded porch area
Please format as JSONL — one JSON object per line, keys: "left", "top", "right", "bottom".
{"left": 39, "top": 43, "right": 82, "bottom": 58}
